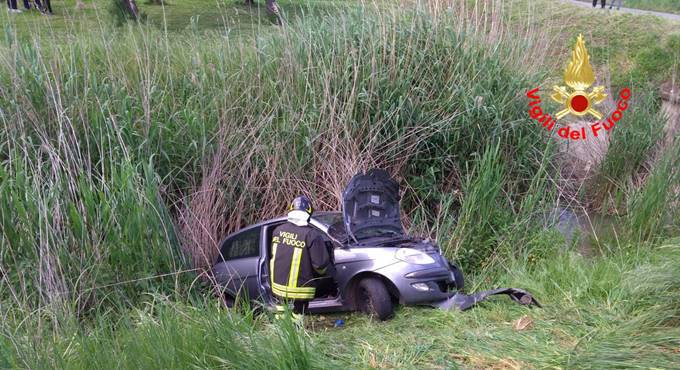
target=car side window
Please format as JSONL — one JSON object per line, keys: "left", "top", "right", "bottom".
{"left": 219, "top": 227, "right": 261, "bottom": 261}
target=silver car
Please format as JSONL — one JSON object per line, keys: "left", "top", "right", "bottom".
{"left": 212, "top": 170, "right": 464, "bottom": 320}
{"left": 212, "top": 170, "right": 538, "bottom": 320}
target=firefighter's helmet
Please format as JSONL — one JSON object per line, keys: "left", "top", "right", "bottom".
{"left": 287, "top": 196, "right": 313, "bottom": 225}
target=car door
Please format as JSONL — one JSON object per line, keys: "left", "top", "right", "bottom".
{"left": 213, "top": 226, "right": 262, "bottom": 301}
{"left": 258, "top": 221, "right": 285, "bottom": 302}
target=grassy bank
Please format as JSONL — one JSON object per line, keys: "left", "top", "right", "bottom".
{"left": 0, "top": 0, "right": 352, "bottom": 36}
{"left": 575, "top": 0, "right": 680, "bottom": 14}
{"left": 4, "top": 241, "right": 678, "bottom": 368}
{"left": 625, "top": 0, "right": 680, "bottom": 13}
{"left": 0, "top": 0, "right": 678, "bottom": 368}
{"left": 315, "top": 241, "right": 680, "bottom": 368}
{"left": 517, "top": 0, "right": 680, "bottom": 87}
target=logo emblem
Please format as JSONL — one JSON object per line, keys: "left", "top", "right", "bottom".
{"left": 551, "top": 34, "right": 606, "bottom": 120}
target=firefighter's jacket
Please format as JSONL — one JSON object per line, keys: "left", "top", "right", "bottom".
{"left": 270, "top": 222, "right": 332, "bottom": 300}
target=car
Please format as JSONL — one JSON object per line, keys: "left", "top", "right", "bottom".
{"left": 212, "top": 169, "right": 539, "bottom": 320}
{"left": 212, "top": 169, "right": 465, "bottom": 320}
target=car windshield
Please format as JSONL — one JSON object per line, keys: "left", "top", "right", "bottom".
{"left": 313, "top": 213, "right": 343, "bottom": 228}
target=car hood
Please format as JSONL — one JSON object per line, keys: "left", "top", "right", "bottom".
{"left": 342, "top": 169, "right": 404, "bottom": 241}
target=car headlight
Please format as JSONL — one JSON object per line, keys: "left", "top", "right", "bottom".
{"left": 395, "top": 248, "right": 436, "bottom": 265}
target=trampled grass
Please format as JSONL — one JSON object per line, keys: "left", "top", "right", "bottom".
{"left": 0, "top": 0, "right": 678, "bottom": 369}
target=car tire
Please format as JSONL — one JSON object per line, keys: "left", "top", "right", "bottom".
{"left": 450, "top": 263, "right": 465, "bottom": 292}
{"left": 356, "top": 277, "right": 393, "bottom": 321}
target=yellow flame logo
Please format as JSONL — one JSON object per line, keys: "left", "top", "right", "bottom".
{"left": 564, "top": 36, "right": 595, "bottom": 90}
{"left": 551, "top": 34, "right": 606, "bottom": 120}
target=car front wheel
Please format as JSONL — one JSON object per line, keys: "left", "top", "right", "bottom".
{"left": 449, "top": 262, "right": 465, "bottom": 292}
{"left": 356, "top": 277, "right": 393, "bottom": 321}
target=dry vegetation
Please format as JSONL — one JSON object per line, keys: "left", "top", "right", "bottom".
{"left": 0, "top": 1, "right": 677, "bottom": 368}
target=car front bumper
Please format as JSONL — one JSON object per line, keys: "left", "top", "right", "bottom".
{"left": 377, "top": 260, "right": 457, "bottom": 305}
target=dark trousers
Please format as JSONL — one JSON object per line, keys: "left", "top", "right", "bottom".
{"left": 7, "top": 0, "right": 37, "bottom": 9}
{"left": 292, "top": 300, "right": 308, "bottom": 314}
{"left": 315, "top": 276, "right": 337, "bottom": 297}
{"left": 34, "top": 0, "right": 52, "bottom": 13}
{"left": 592, "top": 0, "right": 606, "bottom": 8}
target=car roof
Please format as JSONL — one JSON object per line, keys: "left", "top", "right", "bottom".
{"left": 219, "top": 211, "right": 341, "bottom": 243}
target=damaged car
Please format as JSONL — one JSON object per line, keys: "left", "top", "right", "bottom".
{"left": 212, "top": 169, "right": 539, "bottom": 320}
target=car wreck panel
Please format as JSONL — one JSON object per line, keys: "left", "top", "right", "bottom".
{"left": 213, "top": 258, "right": 260, "bottom": 301}
{"left": 372, "top": 260, "right": 454, "bottom": 305}
{"left": 332, "top": 247, "right": 400, "bottom": 292}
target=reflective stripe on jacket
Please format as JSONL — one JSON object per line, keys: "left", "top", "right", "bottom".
{"left": 270, "top": 222, "right": 331, "bottom": 300}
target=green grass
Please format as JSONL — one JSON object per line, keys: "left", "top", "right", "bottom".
{"left": 0, "top": 0, "right": 350, "bottom": 38}
{"left": 518, "top": 0, "right": 680, "bottom": 87}
{"left": 576, "top": 0, "right": 680, "bottom": 14}
{"left": 627, "top": 0, "right": 680, "bottom": 14}
{"left": 4, "top": 240, "right": 678, "bottom": 368}
{"left": 2, "top": 298, "right": 326, "bottom": 369}
{"left": 314, "top": 242, "right": 680, "bottom": 368}
{"left": 0, "top": 1, "right": 678, "bottom": 369}
{"left": 592, "top": 92, "right": 666, "bottom": 210}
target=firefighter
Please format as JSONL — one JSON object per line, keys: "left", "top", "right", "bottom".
{"left": 270, "top": 196, "right": 334, "bottom": 318}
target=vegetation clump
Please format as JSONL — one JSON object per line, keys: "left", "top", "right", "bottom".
{"left": 0, "top": 1, "right": 677, "bottom": 368}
